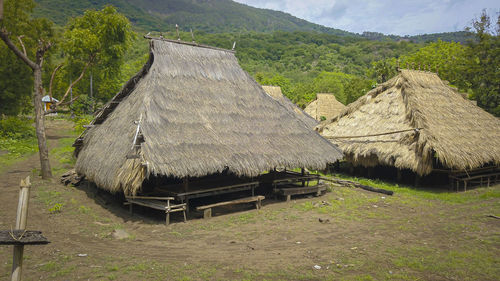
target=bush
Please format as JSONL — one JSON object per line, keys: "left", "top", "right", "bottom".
{"left": 73, "top": 115, "right": 93, "bottom": 134}
{"left": 0, "top": 116, "right": 35, "bottom": 139}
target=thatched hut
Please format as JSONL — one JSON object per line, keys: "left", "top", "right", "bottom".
{"left": 74, "top": 37, "right": 342, "bottom": 195}
{"left": 318, "top": 69, "right": 500, "bottom": 176}
{"left": 261, "top": 85, "right": 318, "bottom": 129}
{"left": 304, "top": 93, "right": 346, "bottom": 121}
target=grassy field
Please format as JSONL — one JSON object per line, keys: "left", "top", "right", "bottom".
{"left": 0, "top": 119, "right": 499, "bottom": 280}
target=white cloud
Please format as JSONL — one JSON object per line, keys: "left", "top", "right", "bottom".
{"left": 234, "top": 0, "right": 499, "bottom": 35}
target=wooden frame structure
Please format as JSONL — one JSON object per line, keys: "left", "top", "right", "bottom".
{"left": 447, "top": 166, "right": 500, "bottom": 191}
{"left": 125, "top": 196, "right": 186, "bottom": 225}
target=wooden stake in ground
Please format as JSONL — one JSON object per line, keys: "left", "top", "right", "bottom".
{"left": 11, "top": 176, "right": 31, "bottom": 281}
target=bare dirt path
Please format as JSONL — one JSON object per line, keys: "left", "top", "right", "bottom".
{"left": 1, "top": 119, "right": 499, "bottom": 280}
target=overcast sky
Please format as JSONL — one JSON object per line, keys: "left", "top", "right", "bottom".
{"left": 234, "top": 0, "right": 499, "bottom": 36}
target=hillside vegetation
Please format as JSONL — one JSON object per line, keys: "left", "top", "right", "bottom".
{"left": 34, "top": 0, "right": 354, "bottom": 35}
{"left": 1, "top": 1, "right": 497, "bottom": 117}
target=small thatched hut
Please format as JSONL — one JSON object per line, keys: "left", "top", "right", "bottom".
{"left": 318, "top": 69, "right": 500, "bottom": 176}
{"left": 304, "top": 93, "right": 346, "bottom": 121}
{"left": 261, "top": 85, "right": 318, "bottom": 129}
{"left": 74, "top": 37, "right": 342, "bottom": 195}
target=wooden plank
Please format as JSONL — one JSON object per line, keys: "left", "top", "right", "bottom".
{"left": 126, "top": 199, "right": 168, "bottom": 211}
{"left": 126, "top": 196, "right": 175, "bottom": 201}
{"left": 0, "top": 231, "right": 49, "bottom": 246}
{"left": 196, "top": 196, "right": 265, "bottom": 211}
{"left": 178, "top": 182, "right": 259, "bottom": 196}
{"left": 277, "top": 185, "right": 326, "bottom": 196}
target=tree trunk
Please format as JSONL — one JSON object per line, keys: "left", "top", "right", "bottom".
{"left": 33, "top": 66, "right": 52, "bottom": 179}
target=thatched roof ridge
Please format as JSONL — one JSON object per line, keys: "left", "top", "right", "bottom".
{"left": 261, "top": 85, "right": 318, "bottom": 129}
{"left": 75, "top": 38, "right": 342, "bottom": 194}
{"left": 304, "top": 93, "right": 346, "bottom": 121}
{"left": 319, "top": 69, "right": 500, "bottom": 175}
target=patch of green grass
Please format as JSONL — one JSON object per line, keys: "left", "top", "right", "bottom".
{"left": 389, "top": 245, "right": 500, "bottom": 280}
{"left": 78, "top": 205, "right": 91, "bottom": 214}
{"left": 294, "top": 186, "right": 389, "bottom": 220}
{"left": 40, "top": 261, "right": 59, "bottom": 272}
{"left": 48, "top": 203, "right": 64, "bottom": 213}
{"left": 37, "top": 188, "right": 63, "bottom": 207}
{"left": 0, "top": 137, "right": 38, "bottom": 173}
{"left": 50, "top": 137, "right": 77, "bottom": 175}
{"left": 329, "top": 174, "right": 500, "bottom": 204}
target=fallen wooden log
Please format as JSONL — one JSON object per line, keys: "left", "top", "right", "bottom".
{"left": 320, "top": 177, "right": 394, "bottom": 196}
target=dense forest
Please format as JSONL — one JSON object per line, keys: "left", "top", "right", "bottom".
{"left": 0, "top": 0, "right": 499, "bottom": 117}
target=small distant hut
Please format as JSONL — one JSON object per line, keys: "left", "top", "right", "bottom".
{"left": 261, "top": 85, "right": 318, "bottom": 129}
{"left": 41, "top": 95, "right": 58, "bottom": 112}
{"left": 304, "top": 93, "right": 346, "bottom": 121}
{"left": 318, "top": 70, "right": 500, "bottom": 181}
{"left": 73, "top": 37, "right": 343, "bottom": 197}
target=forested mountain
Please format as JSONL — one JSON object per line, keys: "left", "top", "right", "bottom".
{"left": 34, "top": 0, "right": 355, "bottom": 36}
{"left": 2, "top": 1, "right": 496, "bottom": 117}
{"left": 34, "top": 0, "right": 472, "bottom": 43}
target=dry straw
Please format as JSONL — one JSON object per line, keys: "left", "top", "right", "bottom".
{"left": 75, "top": 38, "right": 342, "bottom": 194}
{"left": 318, "top": 69, "right": 500, "bottom": 175}
{"left": 305, "top": 93, "right": 346, "bottom": 122}
{"left": 261, "top": 85, "right": 318, "bottom": 129}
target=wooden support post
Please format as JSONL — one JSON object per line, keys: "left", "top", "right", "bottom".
{"left": 286, "top": 195, "right": 291, "bottom": 202}
{"left": 397, "top": 169, "right": 402, "bottom": 182}
{"left": 414, "top": 175, "right": 420, "bottom": 187}
{"left": 183, "top": 178, "right": 189, "bottom": 216}
{"left": 203, "top": 208, "right": 212, "bottom": 219}
{"left": 12, "top": 176, "right": 31, "bottom": 281}
{"left": 165, "top": 200, "right": 170, "bottom": 226}
{"left": 301, "top": 168, "right": 305, "bottom": 187}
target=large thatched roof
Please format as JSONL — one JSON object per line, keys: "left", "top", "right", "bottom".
{"left": 304, "top": 93, "right": 346, "bottom": 121}
{"left": 318, "top": 69, "right": 500, "bottom": 175}
{"left": 74, "top": 38, "right": 342, "bottom": 194}
{"left": 261, "top": 85, "right": 318, "bottom": 129}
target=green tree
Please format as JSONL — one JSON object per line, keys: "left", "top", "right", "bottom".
{"left": 464, "top": 10, "right": 500, "bottom": 116}
{"left": 0, "top": 0, "right": 55, "bottom": 178}
{"left": 50, "top": 5, "right": 134, "bottom": 111}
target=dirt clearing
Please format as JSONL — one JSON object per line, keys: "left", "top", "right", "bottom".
{"left": 1, "top": 120, "right": 499, "bottom": 280}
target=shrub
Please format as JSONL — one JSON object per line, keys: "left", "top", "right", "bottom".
{"left": 0, "top": 116, "right": 35, "bottom": 139}
{"left": 73, "top": 115, "right": 93, "bottom": 134}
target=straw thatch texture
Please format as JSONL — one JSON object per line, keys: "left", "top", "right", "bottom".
{"left": 319, "top": 69, "right": 500, "bottom": 175}
{"left": 75, "top": 38, "right": 342, "bottom": 194}
{"left": 304, "top": 93, "right": 346, "bottom": 121}
{"left": 261, "top": 85, "right": 318, "bottom": 129}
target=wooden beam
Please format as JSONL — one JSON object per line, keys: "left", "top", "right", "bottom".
{"left": 196, "top": 196, "right": 265, "bottom": 210}
{"left": 12, "top": 176, "right": 31, "bottom": 281}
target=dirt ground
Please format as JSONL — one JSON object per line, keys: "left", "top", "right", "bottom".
{"left": 1, "top": 119, "right": 499, "bottom": 280}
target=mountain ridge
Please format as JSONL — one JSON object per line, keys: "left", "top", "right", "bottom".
{"left": 33, "top": 0, "right": 472, "bottom": 43}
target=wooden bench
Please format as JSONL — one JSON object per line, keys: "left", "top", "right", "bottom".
{"left": 125, "top": 196, "right": 186, "bottom": 225}
{"left": 276, "top": 184, "right": 327, "bottom": 201}
{"left": 196, "top": 195, "right": 265, "bottom": 219}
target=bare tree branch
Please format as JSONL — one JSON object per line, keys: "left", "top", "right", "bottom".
{"left": 48, "top": 63, "right": 63, "bottom": 101}
{"left": 0, "top": 28, "right": 37, "bottom": 70}
{"left": 17, "top": 35, "right": 27, "bottom": 57}
{"left": 56, "top": 61, "right": 90, "bottom": 106}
